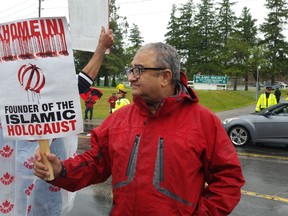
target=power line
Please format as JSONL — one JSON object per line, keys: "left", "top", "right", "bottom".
{"left": 124, "top": 10, "right": 170, "bottom": 17}
{"left": 18, "top": 11, "right": 39, "bottom": 20}
{"left": 0, "top": 0, "right": 30, "bottom": 13}
{"left": 0, "top": 0, "right": 68, "bottom": 23}
{"left": 119, "top": 0, "right": 152, "bottom": 4}
{"left": 43, "top": 7, "right": 68, "bottom": 10}
{"left": 0, "top": 2, "right": 38, "bottom": 21}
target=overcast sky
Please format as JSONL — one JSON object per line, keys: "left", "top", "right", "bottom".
{"left": 116, "top": 0, "right": 270, "bottom": 43}
{"left": 0, "top": 0, "right": 286, "bottom": 43}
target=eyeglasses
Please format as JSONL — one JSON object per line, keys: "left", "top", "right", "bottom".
{"left": 126, "top": 67, "right": 166, "bottom": 79}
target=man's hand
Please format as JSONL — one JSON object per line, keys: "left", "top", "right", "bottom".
{"left": 82, "top": 26, "right": 114, "bottom": 80}
{"left": 97, "top": 26, "right": 114, "bottom": 52}
{"left": 33, "top": 150, "right": 62, "bottom": 181}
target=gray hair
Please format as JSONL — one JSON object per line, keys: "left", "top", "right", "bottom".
{"left": 137, "top": 42, "right": 181, "bottom": 83}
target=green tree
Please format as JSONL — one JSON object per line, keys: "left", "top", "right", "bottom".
{"left": 73, "top": 50, "right": 93, "bottom": 74}
{"left": 216, "top": 0, "right": 237, "bottom": 72}
{"left": 228, "top": 7, "right": 258, "bottom": 90}
{"left": 125, "top": 23, "right": 144, "bottom": 66}
{"left": 260, "top": 0, "right": 288, "bottom": 84}
{"left": 165, "top": 4, "right": 183, "bottom": 51}
{"left": 102, "top": 0, "right": 128, "bottom": 86}
{"left": 216, "top": 0, "right": 237, "bottom": 46}
{"left": 165, "top": 3, "right": 197, "bottom": 78}
{"left": 193, "top": 0, "right": 219, "bottom": 75}
{"left": 223, "top": 36, "right": 251, "bottom": 90}
{"left": 177, "top": 0, "right": 197, "bottom": 79}
{"left": 246, "top": 45, "right": 269, "bottom": 90}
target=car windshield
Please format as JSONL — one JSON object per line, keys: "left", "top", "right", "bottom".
{"left": 255, "top": 103, "right": 288, "bottom": 116}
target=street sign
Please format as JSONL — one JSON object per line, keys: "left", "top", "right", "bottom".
{"left": 193, "top": 75, "right": 228, "bottom": 84}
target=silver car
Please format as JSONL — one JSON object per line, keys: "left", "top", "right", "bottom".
{"left": 222, "top": 102, "right": 288, "bottom": 146}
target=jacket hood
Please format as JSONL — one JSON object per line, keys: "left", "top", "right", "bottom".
{"left": 178, "top": 71, "right": 199, "bottom": 102}
{"left": 133, "top": 71, "right": 199, "bottom": 117}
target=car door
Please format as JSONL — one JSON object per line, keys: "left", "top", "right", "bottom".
{"left": 253, "top": 104, "right": 288, "bottom": 143}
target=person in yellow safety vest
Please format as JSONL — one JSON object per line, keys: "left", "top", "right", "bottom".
{"left": 255, "top": 86, "right": 277, "bottom": 112}
{"left": 286, "top": 93, "right": 288, "bottom": 101}
{"left": 112, "top": 83, "right": 130, "bottom": 113}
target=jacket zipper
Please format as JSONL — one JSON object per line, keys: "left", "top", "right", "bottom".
{"left": 126, "top": 135, "right": 140, "bottom": 176}
{"left": 159, "top": 138, "right": 164, "bottom": 182}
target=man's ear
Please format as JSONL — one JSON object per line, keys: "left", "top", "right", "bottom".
{"left": 160, "top": 69, "right": 173, "bottom": 86}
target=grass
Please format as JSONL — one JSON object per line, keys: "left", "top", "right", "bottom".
{"left": 81, "top": 87, "right": 288, "bottom": 120}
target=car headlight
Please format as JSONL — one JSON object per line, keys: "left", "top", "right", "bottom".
{"left": 222, "top": 117, "right": 239, "bottom": 125}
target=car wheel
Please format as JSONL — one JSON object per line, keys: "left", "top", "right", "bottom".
{"left": 228, "top": 126, "right": 251, "bottom": 147}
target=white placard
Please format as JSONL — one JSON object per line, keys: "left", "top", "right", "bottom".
{"left": 68, "top": 0, "right": 109, "bottom": 52}
{"left": 0, "top": 17, "right": 83, "bottom": 140}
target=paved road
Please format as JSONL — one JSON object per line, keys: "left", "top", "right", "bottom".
{"left": 216, "top": 104, "right": 255, "bottom": 120}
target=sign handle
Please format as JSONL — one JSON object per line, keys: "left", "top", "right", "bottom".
{"left": 38, "top": 139, "right": 55, "bottom": 181}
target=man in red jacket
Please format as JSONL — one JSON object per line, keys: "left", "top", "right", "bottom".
{"left": 84, "top": 94, "right": 96, "bottom": 120}
{"left": 107, "top": 92, "right": 117, "bottom": 114}
{"left": 34, "top": 41, "right": 245, "bottom": 215}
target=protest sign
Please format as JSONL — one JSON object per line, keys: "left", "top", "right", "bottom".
{"left": 68, "top": 0, "right": 109, "bottom": 52}
{"left": 0, "top": 17, "right": 83, "bottom": 141}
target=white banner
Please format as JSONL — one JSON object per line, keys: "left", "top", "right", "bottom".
{"left": 0, "top": 122, "right": 77, "bottom": 216}
{"left": 68, "top": 0, "right": 109, "bottom": 52}
{"left": 0, "top": 17, "right": 83, "bottom": 140}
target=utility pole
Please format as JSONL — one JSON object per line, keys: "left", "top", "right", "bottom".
{"left": 38, "top": 0, "right": 42, "bottom": 17}
{"left": 256, "top": 65, "right": 261, "bottom": 101}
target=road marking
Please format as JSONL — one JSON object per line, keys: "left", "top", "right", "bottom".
{"left": 238, "top": 152, "right": 288, "bottom": 161}
{"left": 238, "top": 153, "right": 288, "bottom": 203}
{"left": 241, "top": 190, "right": 288, "bottom": 203}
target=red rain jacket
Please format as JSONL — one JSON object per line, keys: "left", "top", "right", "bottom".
{"left": 52, "top": 73, "right": 245, "bottom": 215}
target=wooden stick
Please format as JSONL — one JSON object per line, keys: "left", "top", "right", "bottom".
{"left": 38, "top": 139, "right": 54, "bottom": 181}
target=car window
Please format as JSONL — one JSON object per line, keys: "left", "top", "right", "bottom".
{"left": 274, "top": 105, "right": 288, "bottom": 116}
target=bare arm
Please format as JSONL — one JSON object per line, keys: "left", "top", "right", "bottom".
{"left": 82, "top": 26, "right": 114, "bottom": 80}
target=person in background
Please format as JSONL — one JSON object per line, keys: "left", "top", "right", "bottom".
{"left": 34, "top": 41, "right": 244, "bottom": 215}
{"left": 286, "top": 93, "right": 288, "bottom": 101}
{"left": 112, "top": 83, "right": 130, "bottom": 113}
{"left": 274, "top": 87, "right": 281, "bottom": 103}
{"left": 0, "top": 27, "right": 114, "bottom": 216}
{"left": 255, "top": 86, "right": 277, "bottom": 112}
{"left": 107, "top": 92, "right": 117, "bottom": 114}
{"left": 84, "top": 94, "right": 96, "bottom": 121}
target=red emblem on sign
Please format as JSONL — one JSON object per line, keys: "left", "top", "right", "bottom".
{"left": 18, "top": 63, "right": 45, "bottom": 103}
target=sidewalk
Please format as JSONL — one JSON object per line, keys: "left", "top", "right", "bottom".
{"left": 215, "top": 104, "right": 255, "bottom": 121}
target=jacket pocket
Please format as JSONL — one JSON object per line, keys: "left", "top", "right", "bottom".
{"left": 113, "top": 135, "right": 140, "bottom": 188}
{"left": 153, "top": 137, "right": 196, "bottom": 208}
